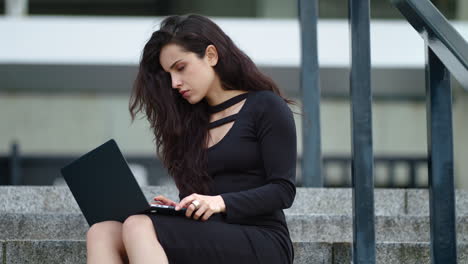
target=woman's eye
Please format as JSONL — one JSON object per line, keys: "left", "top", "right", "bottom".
{"left": 177, "top": 66, "right": 185, "bottom": 71}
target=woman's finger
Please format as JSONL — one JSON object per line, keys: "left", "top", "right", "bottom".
{"left": 201, "top": 208, "right": 214, "bottom": 221}
{"left": 176, "top": 194, "right": 196, "bottom": 210}
{"left": 153, "top": 195, "right": 170, "bottom": 201}
{"left": 185, "top": 203, "right": 197, "bottom": 218}
{"left": 153, "top": 195, "right": 167, "bottom": 203}
{"left": 193, "top": 203, "right": 209, "bottom": 221}
{"left": 153, "top": 195, "right": 177, "bottom": 206}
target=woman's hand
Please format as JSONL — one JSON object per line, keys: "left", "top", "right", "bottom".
{"left": 176, "top": 193, "right": 226, "bottom": 221}
{"left": 152, "top": 195, "right": 177, "bottom": 207}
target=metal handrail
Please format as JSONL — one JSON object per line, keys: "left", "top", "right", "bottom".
{"left": 391, "top": 0, "right": 468, "bottom": 89}
{"left": 391, "top": 0, "right": 460, "bottom": 262}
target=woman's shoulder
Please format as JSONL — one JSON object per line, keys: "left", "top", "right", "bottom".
{"left": 249, "top": 90, "right": 296, "bottom": 136}
{"left": 250, "top": 90, "right": 288, "bottom": 108}
{"left": 249, "top": 90, "right": 291, "bottom": 115}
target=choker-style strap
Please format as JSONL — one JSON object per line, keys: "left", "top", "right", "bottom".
{"left": 208, "top": 93, "right": 249, "bottom": 113}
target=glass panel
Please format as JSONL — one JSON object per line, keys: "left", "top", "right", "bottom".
{"left": 26, "top": 0, "right": 459, "bottom": 19}
{"left": 28, "top": 0, "right": 256, "bottom": 17}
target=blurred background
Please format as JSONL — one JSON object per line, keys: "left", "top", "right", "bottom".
{"left": 1, "top": 0, "right": 467, "bottom": 189}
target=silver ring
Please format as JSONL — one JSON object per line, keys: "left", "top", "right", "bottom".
{"left": 191, "top": 200, "right": 200, "bottom": 210}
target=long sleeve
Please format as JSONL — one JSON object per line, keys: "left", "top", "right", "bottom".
{"left": 220, "top": 92, "right": 297, "bottom": 223}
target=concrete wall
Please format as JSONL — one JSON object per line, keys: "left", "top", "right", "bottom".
{"left": 1, "top": 91, "right": 466, "bottom": 188}
{"left": 0, "top": 93, "right": 154, "bottom": 155}
{"left": 457, "top": 0, "right": 468, "bottom": 20}
{"left": 0, "top": 94, "right": 426, "bottom": 155}
{"left": 256, "top": 0, "right": 296, "bottom": 18}
{"left": 453, "top": 85, "right": 468, "bottom": 189}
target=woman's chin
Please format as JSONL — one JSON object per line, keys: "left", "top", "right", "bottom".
{"left": 186, "top": 96, "right": 202, "bottom": 105}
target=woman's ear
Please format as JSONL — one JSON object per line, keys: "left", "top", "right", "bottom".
{"left": 205, "top": 45, "right": 218, "bottom": 66}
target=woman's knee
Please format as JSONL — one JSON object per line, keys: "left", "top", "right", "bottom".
{"left": 87, "top": 220, "right": 123, "bottom": 244}
{"left": 122, "top": 214, "right": 157, "bottom": 240}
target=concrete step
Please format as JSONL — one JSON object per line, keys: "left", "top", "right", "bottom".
{"left": 287, "top": 214, "right": 468, "bottom": 243}
{"left": 1, "top": 240, "right": 467, "bottom": 264}
{"left": 2, "top": 213, "right": 467, "bottom": 243}
{"left": 1, "top": 186, "right": 468, "bottom": 216}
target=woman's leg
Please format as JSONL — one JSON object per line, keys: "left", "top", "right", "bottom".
{"left": 86, "top": 221, "right": 128, "bottom": 264}
{"left": 122, "top": 214, "right": 169, "bottom": 264}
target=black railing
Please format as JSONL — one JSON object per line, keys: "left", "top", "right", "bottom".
{"left": 389, "top": 0, "right": 468, "bottom": 262}
{"left": 299, "top": 0, "right": 377, "bottom": 262}
{"left": 300, "top": 0, "right": 377, "bottom": 261}
{"left": 299, "top": 0, "right": 467, "bottom": 262}
{"left": 298, "top": 0, "right": 322, "bottom": 187}
{"left": 391, "top": 0, "right": 468, "bottom": 88}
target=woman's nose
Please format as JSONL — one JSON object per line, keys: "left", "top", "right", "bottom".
{"left": 172, "top": 77, "right": 182, "bottom": 89}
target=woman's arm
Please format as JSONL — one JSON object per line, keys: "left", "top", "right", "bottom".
{"left": 220, "top": 91, "right": 297, "bottom": 222}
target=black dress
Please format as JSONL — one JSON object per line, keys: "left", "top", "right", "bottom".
{"left": 146, "top": 90, "right": 297, "bottom": 264}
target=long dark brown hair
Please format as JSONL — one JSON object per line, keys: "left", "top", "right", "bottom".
{"left": 129, "top": 14, "right": 294, "bottom": 196}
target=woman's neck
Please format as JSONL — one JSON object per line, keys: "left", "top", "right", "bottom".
{"left": 205, "top": 88, "right": 247, "bottom": 107}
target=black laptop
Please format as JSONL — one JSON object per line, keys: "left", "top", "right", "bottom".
{"left": 61, "top": 139, "right": 186, "bottom": 226}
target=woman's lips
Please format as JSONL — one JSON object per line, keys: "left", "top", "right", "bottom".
{"left": 181, "top": 91, "right": 190, "bottom": 98}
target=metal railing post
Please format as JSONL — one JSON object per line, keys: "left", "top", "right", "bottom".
{"left": 349, "top": 0, "right": 376, "bottom": 262}
{"left": 425, "top": 46, "right": 458, "bottom": 263}
{"left": 298, "top": 0, "right": 323, "bottom": 187}
{"left": 9, "top": 142, "right": 21, "bottom": 185}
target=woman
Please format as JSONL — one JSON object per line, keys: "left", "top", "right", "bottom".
{"left": 86, "top": 14, "right": 297, "bottom": 264}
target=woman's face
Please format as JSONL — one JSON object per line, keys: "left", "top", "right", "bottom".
{"left": 159, "top": 43, "right": 219, "bottom": 104}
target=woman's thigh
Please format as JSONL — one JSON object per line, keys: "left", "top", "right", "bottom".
{"left": 146, "top": 214, "right": 289, "bottom": 264}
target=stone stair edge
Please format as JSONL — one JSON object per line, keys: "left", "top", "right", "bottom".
{"left": 2, "top": 185, "right": 467, "bottom": 190}
{"left": 2, "top": 185, "right": 467, "bottom": 196}
{"left": 2, "top": 239, "right": 467, "bottom": 245}
{"left": 3, "top": 212, "right": 468, "bottom": 218}
{"left": 2, "top": 239, "right": 467, "bottom": 249}
{"left": 3, "top": 185, "right": 467, "bottom": 190}
{"left": 2, "top": 185, "right": 467, "bottom": 197}
{"left": 1, "top": 186, "right": 467, "bottom": 216}
{"left": 1, "top": 212, "right": 466, "bottom": 243}
{"left": 1, "top": 240, "right": 467, "bottom": 264}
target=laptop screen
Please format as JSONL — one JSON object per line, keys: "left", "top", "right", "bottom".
{"left": 61, "top": 139, "right": 150, "bottom": 226}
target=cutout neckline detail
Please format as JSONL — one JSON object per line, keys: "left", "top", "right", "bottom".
{"left": 208, "top": 92, "right": 249, "bottom": 114}
{"left": 207, "top": 92, "right": 251, "bottom": 151}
